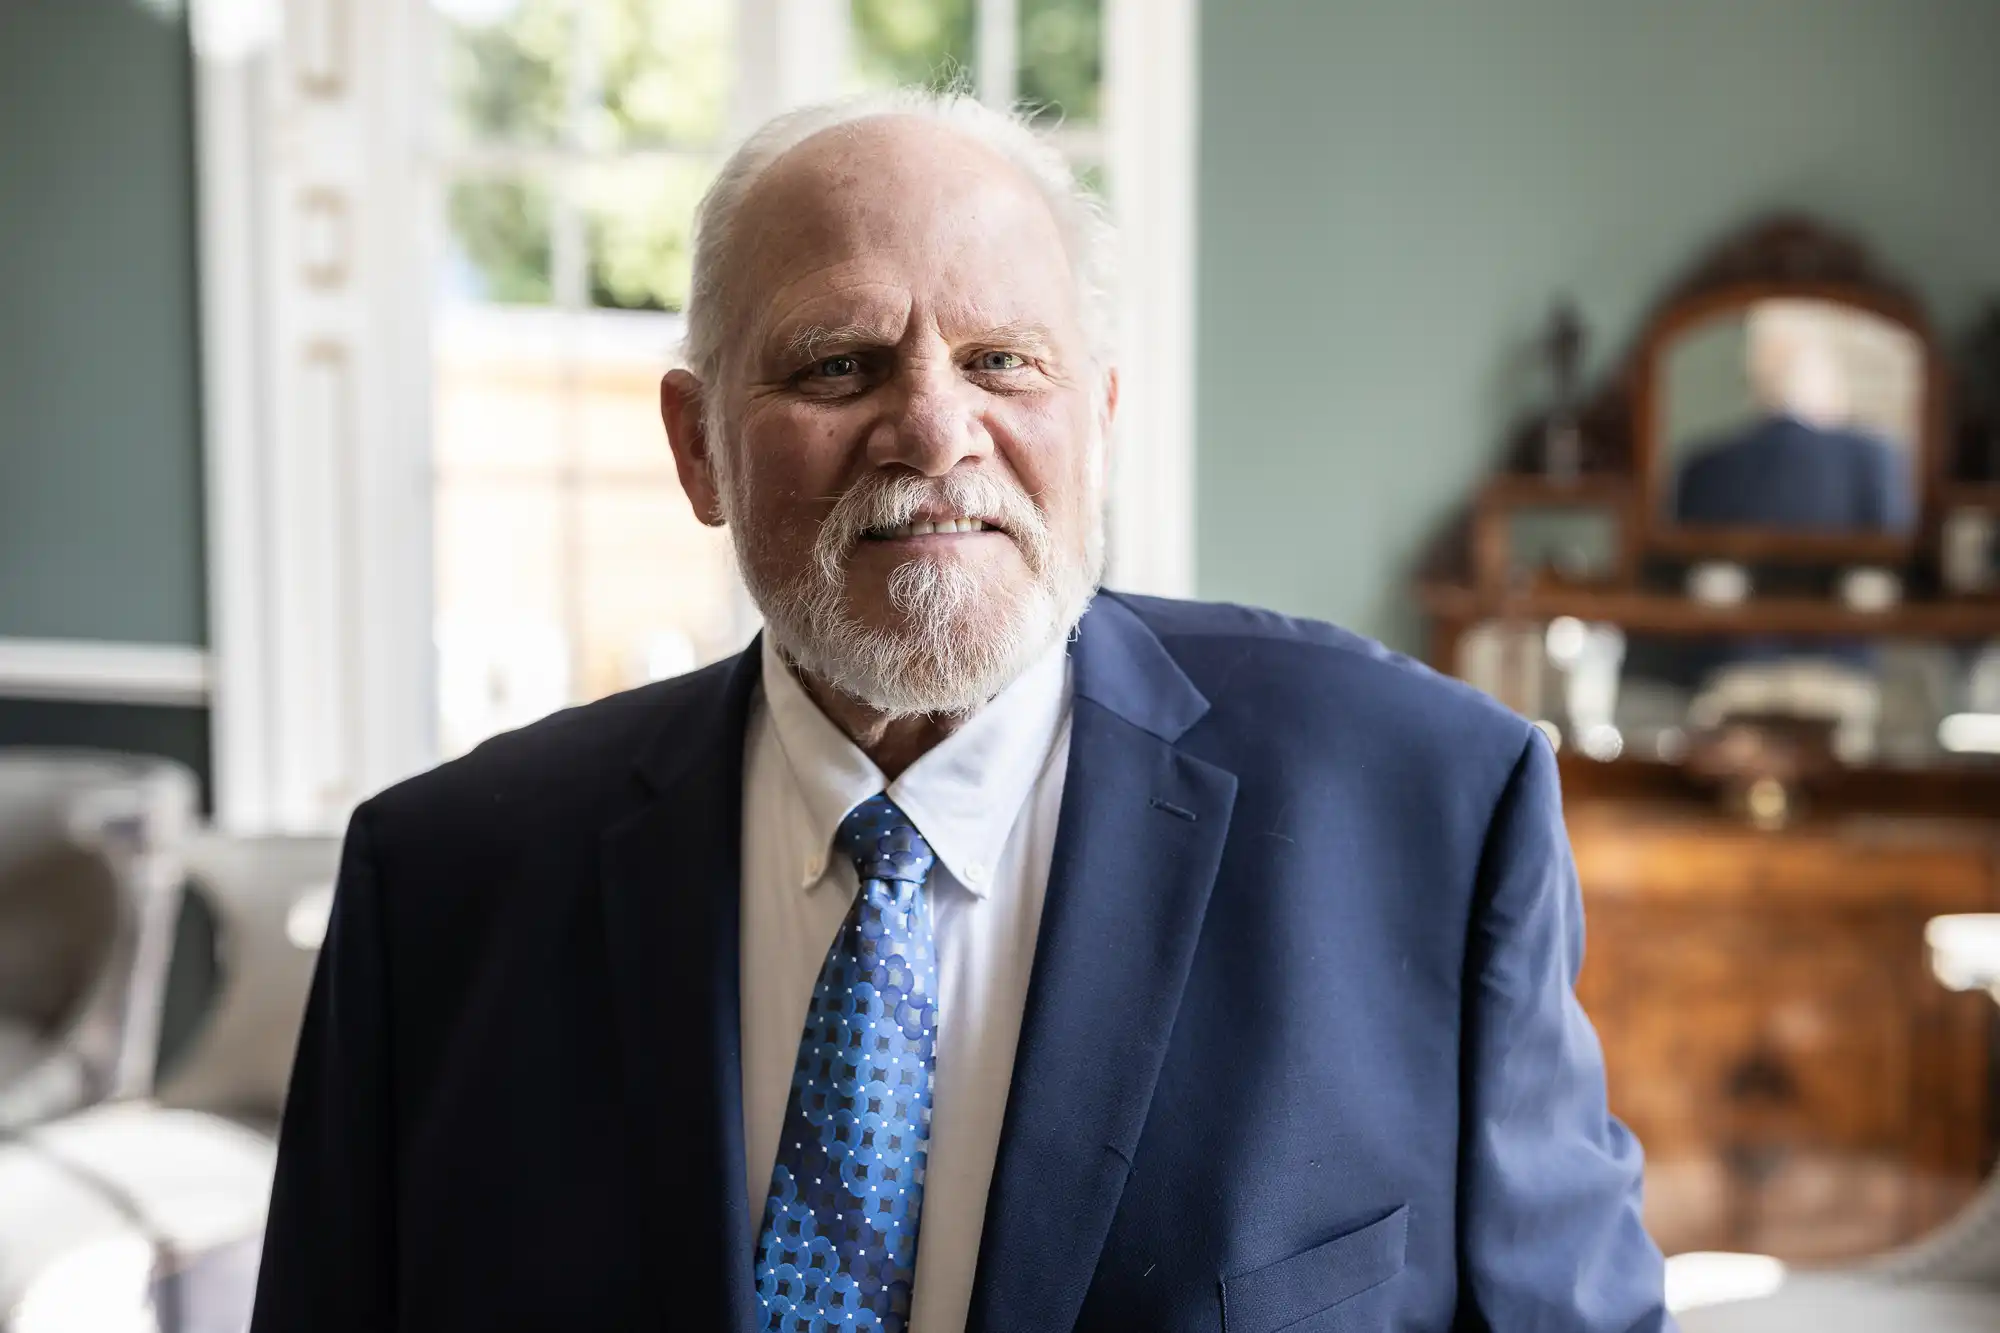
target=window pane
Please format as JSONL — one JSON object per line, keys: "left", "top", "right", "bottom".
{"left": 444, "top": 174, "right": 555, "bottom": 306}
{"left": 438, "top": 0, "right": 573, "bottom": 147}
{"left": 432, "top": 307, "right": 744, "bottom": 752}
{"left": 433, "top": 306, "right": 571, "bottom": 472}
{"left": 1018, "top": 0, "right": 1101, "bottom": 124}
{"left": 574, "top": 485, "right": 743, "bottom": 701}
{"left": 431, "top": 0, "right": 749, "bottom": 760}
{"left": 582, "top": 158, "right": 717, "bottom": 313}
{"left": 592, "top": 0, "right": 735, "bottom": 149}
{"left": 434, "top": 478, "right": 571, "bottom": 756}
{"left": 569, "top": 310, "right": 684, "bottom": 474}
{"left": 851, "top": 0, "right": 975, "bottom": 92}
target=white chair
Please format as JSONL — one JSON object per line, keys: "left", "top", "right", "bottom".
{"left": 0, "top": 1101, "right": 275, "bottom": 1333}
{"left": 154, "top": 832, "right": 341, "bottom": 1125}
{"left": 0, "top": 751, "right": 196, "bottom": 1130}
{"left": 0, "top": 810, "right": 331, "bottom": 1330}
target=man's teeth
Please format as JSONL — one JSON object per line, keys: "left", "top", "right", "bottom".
{"left": 870, "top": 518, "right": 994, "bottom": 538}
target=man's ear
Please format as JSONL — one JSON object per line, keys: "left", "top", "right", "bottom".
{"left": 660, "top": 368, "right": 726, "bottom": 527}
{"left": 1097, "top": 366, "right": 1121, "bottom": 481}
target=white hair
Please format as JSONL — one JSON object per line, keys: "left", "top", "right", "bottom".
{"left": 680, "top": 87, "right": 1118, "bottom": 413}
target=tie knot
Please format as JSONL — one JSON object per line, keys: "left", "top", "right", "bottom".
{"left": 834, "top": 794, "right": 936, "bottom": 887}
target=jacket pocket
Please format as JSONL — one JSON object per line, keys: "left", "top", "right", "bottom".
{"left": 1220, "top": 1204, "right": 1409, "bottom": 1333}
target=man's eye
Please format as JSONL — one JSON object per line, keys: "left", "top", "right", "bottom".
{"left": 976, "top": 351, "right": 1027, "bottom": 371}
{"left": 813, "top": 355, "right": 861, "bottom": 378}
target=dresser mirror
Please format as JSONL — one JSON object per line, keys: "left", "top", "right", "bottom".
{"left": 1647, "top": 295, "right": 1928, "bottom": 541}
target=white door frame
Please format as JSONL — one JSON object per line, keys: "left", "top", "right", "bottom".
{"left": 194, "top": 0, "right": 436, "bottom": 833}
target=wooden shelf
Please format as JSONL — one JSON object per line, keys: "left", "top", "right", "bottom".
{"left": 1942, "top": 483, "right": 2000, "bottom": 509}
{"left": 1422, "top": 583, "right": 2000, "bottom": 638}
{"left": 1556, "top": 752, "right": 2000, "bottom": 821}
{"left": 1644, "top": 526, "right": 1912, "bottom": 566}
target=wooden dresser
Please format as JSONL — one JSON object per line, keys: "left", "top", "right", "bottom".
{"left": 1568, "top": 800, "right": 1998, "bottom": 1261}
{"left": 1412, "top": 217, "right": 2000, "bottom": 1263}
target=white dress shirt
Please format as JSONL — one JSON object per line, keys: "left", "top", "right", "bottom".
{"left": 739, "top": 634, "right": 1073, "bottom": 1333}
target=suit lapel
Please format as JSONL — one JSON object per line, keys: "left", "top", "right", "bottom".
{"left": 600, "top": 646, "right": 763, "bottom": 1333}
{"left": 966, "top": 596, "right": 1239, "bottom": 1333}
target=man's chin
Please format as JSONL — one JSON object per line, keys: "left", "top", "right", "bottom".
{"left": 840, "top": 598, "right": 982, "bottom": 643}
{"left": 751, "top": 543, "right": 1094, "bottom": 716}
{"left": 842, "top": 571, "right": 1035, "bottom": 640}
{"left": 805, "top": 585, "right": 1056, "bottom": 716}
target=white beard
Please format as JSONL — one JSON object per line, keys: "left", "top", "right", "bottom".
{"left": 725, "top": 465, "right": 1101, "bottom": 718}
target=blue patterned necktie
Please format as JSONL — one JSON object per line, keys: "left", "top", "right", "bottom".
{"left": 754, "top": 794, "right": 940, "bottom": 1333}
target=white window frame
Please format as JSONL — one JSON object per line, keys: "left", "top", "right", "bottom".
{"left": 193, "top": 0, "right": 1195, "bottom": 834}
{"left": 1102, "top": 0, "right": 1197, "bottom": 599}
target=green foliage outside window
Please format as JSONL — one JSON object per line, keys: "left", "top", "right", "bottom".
{"left": 583, "top": 160, "right": 715, "bottom": 312}
{"left": 849, "top": 0, "right": 1100, "bottom": 124}
{"left": 596, "top": 0, "right": 734, "bottom": 148}
{"left": 1018, "top": 0, "right": 1100, "bottom": 124}
{"left": 442, "top": 0, "right": 730, "bottom": 311}
{"left": 850, "top": 0, "right": 975, "bottom": 92}
{"left": 443, "top": 0, "right": 571, "bottom": 146}
{"left": 447, "top": 176, "right": 553, "bottom": 305}
{"left": 443, "top": 0, "right": 1099, "bottom": 312}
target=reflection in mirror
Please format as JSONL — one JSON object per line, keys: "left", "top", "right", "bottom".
{"left": 1657, "top": 298, "right": 1924, "bottom": 533}
{"left": 1460, "top": 622, "right": 2000, "bottom": 771}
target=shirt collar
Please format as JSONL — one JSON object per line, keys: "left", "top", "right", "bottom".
{"left": 759, "top": 632, "right": 1073, "bottom": 899}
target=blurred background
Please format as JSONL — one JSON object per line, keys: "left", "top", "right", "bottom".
{"left": 4, "top": 0, "right": 2000, "bottom": 1328}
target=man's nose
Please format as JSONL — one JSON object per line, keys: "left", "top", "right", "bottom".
{"left": 866, "top": 360, "right": 993, "bottom": 477}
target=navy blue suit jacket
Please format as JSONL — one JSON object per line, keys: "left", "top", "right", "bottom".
{"left": 253, "top": 594, "right": 1669, "bottom": 1332}
{"left": 1671, "top": 413, "right": 1912, "bottom": 533}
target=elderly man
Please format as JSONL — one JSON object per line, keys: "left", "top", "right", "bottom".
{"left": 253, "top": 92, "right": 1669, "bottom": 1333}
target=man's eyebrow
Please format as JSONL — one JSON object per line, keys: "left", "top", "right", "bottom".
{"left": 779, "top": 323, "right": 891, "bottom": 362}
{"left": 974, "top": 320, "right": 1057, "bottom": 351}
{"left": 773, "top": 318, "right": 1059, "bottom": 364}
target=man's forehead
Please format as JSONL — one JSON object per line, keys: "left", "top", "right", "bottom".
{"left": 730, "top": 117, "right": 1076, "bottom": 329}
{"left": 745, "top": 114, "right": 1050, "bottom": 226}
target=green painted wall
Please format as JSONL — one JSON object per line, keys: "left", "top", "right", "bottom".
{"left": 0, "top": 0, "right": 208, "bottom": 795}
{"left": 1197, "top": 0, "right": 2000, "bottom": 652}
{"left": 0, "top": 0, "right": 205, "bottom": 646}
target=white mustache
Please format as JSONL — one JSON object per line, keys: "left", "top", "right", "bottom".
{"left": 813, "top": 472, "right": 1051, "bottom": 585}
